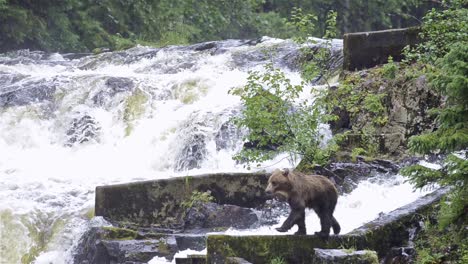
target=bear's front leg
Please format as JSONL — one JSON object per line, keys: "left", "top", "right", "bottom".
{"left": 294, "top": 211, "right": 306, "bottom": 235}
{"left": 276, "top": 208, "right": 305, "bottom": 233}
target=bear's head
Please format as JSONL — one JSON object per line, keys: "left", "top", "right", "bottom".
{"left": 265, "top": 168, "right": 292, "bottom": 200}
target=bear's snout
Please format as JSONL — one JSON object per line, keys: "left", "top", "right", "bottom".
{"left": 265, "top": 183, "right": 274, "bottom": 196}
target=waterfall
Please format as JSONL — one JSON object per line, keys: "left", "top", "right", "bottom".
{"left": 0, "top": 37, "right": 310, "bottom": 264}
{"left": 0, "top": 37, "right": 426, "bottom": 264}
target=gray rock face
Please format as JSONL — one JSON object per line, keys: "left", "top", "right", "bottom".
{"left": 92, "top": 77, "right": 135, "bottom": 106}
{"left": 226, "top": 257, "right": 253, "bottom": 264}
{"left": 329, "top": 71, "right": 442, "bottom": 156}
{"left": 0, "top": 81, "right": 56, "bottom": 108}
{"left": 184, "top": 202, "right": 258, "bottom": 230}
{"left": 382, "top": 247, "right": 416, "bottom": 264}
{"left": 105, "top": 77, "right": 135, "bottom": 93}
{"left": 313, "top": 249, "right": 379, "bottom": 264}
{"left": 73, "top": 226, "right": 206, "bottom": 264}
{"left": 298, "top": 158, "right": 400, "bottom": 194}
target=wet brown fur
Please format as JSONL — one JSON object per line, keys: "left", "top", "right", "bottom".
{"left": 266, "top": 168, "right": 341, "bottom": 237}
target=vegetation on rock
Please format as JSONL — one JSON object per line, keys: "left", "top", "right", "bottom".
{"left": 398, "top": 1, "right": 467, "bottom": 262}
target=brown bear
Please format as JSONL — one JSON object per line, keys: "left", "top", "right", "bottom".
{"left": 265, "top": 168, "right": 341, "bottom": 238}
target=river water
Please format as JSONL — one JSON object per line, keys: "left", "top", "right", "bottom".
{"left": 0, "top": 38, "right": 426, "bottom": 264}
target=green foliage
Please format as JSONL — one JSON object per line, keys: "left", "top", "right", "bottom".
{"left": 351, "top": 147, "right": 367, "bottom": 162}
{"left": 401, "top": 7, "right": 467, "bottom": 257}
{"left": 230, "top": 62, "right": 337, "bottom": 167}
{"left": 404, "top": 0, "right": 468, "bottom": 64}
{"left": 285, "top": 7, "right": 317, "bottom": 43}
{"left": 0, "top": 0, "right": 438, "bottom": 53}
{"left": 324, "top": 10, "right": 338, "bottom": 39}
{"left": 291, "top": 9, "right": 337, "bottom": 84}
{"left": 325, "top": 71, "right": 389, "bottom": 156}
{"left": 381, "top": 56, "right": 398, "bottom": 79}
{"left": 270, "top": 256, "right": 286, "bottom": 264}
{"left": 252, "top": 12, "right": 295, "bottom": 40}
{"left": 181, "top": 190, "right": 215, "bottom": 210}
{"left": 413, "top": 210, "right": 467, "bottom": 264}
{"left": 407, "top": 43, "right": 468, "bottom": 156}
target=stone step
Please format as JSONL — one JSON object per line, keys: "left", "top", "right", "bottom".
{"left": 175, "top": 254, "right": 207, "bottom": 264}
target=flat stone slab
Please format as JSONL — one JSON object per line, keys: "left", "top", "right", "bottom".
{"left": 95, "top": 172, "right": 269, "bottom": 227}
{"left": 343, "top": 27, "right": 420, "bottom": 70}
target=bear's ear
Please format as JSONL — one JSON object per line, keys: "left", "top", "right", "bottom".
{"left": 282, "top": 168, "right": 289, "bottom": 177}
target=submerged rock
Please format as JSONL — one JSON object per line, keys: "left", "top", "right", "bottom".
{"left": 65, "top": 115, "right": 100, "bottom": 146}
{"left": 175, "top": 133, "right": 207, "bottom": 171}
{"left": 92, "top": 77, "right": 135, "bottom": 106}
{"left": 0, "top": 80, "right": 56, "bottom": 108}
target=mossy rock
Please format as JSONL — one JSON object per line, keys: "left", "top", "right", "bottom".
{"left": 101, "top": 226, "right": 138, "bottom": 240}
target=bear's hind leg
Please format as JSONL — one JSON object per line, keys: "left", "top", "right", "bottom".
{"left": 315, "top": 210, "right": 332, "bottom": 239}
{"left": 332, "top": 216, "right": 341, "bottom": 234}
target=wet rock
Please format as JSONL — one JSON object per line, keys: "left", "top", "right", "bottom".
{"left": 226, "top": 257, "right": 253, "bottom": 264}
{"left": 73, "top": 226, "right": 206, "bottom": 264}
{"left": 100, "top": 238, "right": 177, "bottom": 263}
{"left": 193, "top": 42, "right": 217, "bottom": 51}
{"left": 92, "top": 77, "right": 135, "bottom": 106}
{"left": 214, "top": 110, "right": 243, "bottom": 151}
{"left": 382, "top": 247, "right": 416, "bottom": 264}
{"left": 297, "top": 158, "right": 400, "bottom": 194}
{"left": 0, "top": 72, "right": 27, "bottom": 87}
{"left": 313, "top": 249, "right": 379, "bottom": 264}
{"left": 105, "top": 77, "right": 135, "bottom": 93}
{"left": 0, "top": 81, "right": 56, "bottom": 108}
{"left": 175, "top": 254, "right": 207, "bottom": 264}
{"left": 175, "top": 133, "right": 207, "bottom": 171}
{"left": 184, "top": 202, "right": 258, "bottom": 230}
{"left": 65, "top": 115, "right": 100, "bottom": 146}
{"left": 256, "top": 199, "right": 289, "bottom": 225}
{"left": 215, "top": 122, "right": 239, "bottom": 151}
{"left": 283, "top": 38, "right": 344, "bottom": 83}
{"left": 231, "top": 39, "right": 300, "bottom": 69}
{"left": 330, "top": 70, "right": 442, "bottom": 157}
